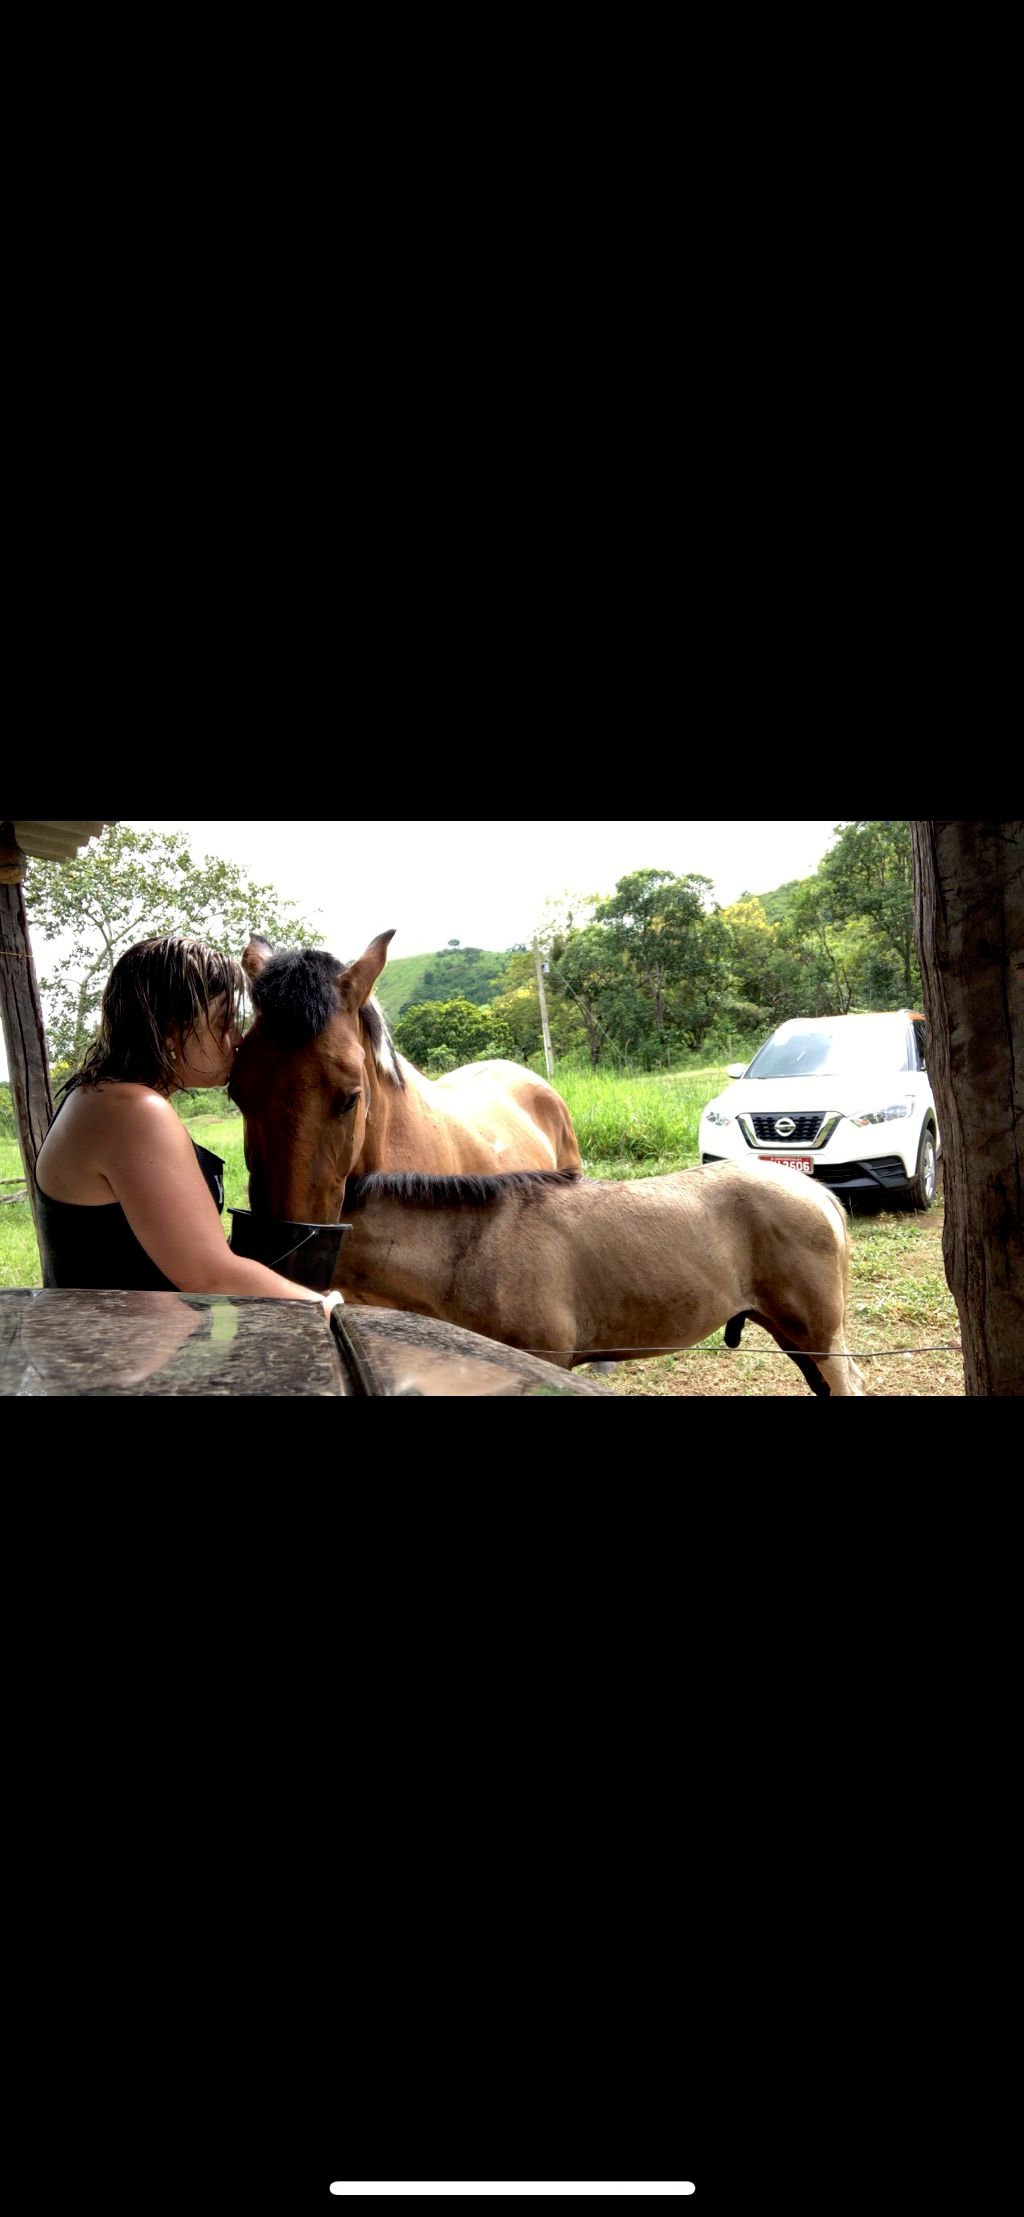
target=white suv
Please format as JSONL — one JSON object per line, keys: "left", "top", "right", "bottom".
{"left": 698, "top": 1010, "right": 940, "bottom": 1209}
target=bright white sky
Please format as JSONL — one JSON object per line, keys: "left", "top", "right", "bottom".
{"left": 125, "top": 818, "right": 839, "bottom": 960}
{"left": 4, "top": 820, "right": 839, "bottom": 1080}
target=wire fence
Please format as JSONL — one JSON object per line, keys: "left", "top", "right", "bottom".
{"left": 532, "top": 1340, "right": 961, "bottom": 1362}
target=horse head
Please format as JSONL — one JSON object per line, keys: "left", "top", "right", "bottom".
{"left": 229, "top": 929, "right": 396, "bottom": 1222}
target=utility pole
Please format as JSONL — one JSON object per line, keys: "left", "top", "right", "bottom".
{"left": 533, "top": 940, "right": 555, "bottom": 1080}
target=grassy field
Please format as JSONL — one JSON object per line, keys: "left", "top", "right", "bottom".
{"left": 0, "top": 1067, "right": 963, "bottom": 1396}
{"left": 559, "top": 1063, "right": 729, "bottom": 1179}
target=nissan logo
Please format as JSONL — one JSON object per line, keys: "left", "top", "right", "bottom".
{"left": 775, "top": 1117, "right": 796, "bottom": 1137}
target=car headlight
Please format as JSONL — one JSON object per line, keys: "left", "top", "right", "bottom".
{"left": 703, "top": 1105, "right": 732, "bottom": 1128}
{"left": 849, "top": 1100, "right": 914, "bottom": 1126}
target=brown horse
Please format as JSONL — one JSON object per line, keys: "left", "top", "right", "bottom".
{"left": 331, "top": 1159, "right": 866, "bottom": 1396}
{"left": 229, "top": 931, "right": 581, "bottom": 1224}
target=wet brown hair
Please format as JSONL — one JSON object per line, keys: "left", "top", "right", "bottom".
{"left": 57, "top": 936, "right": 247, "bottom": 1101}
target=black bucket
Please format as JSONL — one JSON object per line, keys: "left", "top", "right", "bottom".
{"left": 229, "top": 1209, "right": 350, "bottom": 1293}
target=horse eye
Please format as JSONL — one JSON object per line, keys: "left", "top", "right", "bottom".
{"left": 338, "top": 1091, "right": 360, "bottom": 1115}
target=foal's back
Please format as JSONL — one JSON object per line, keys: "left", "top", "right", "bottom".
{"left": 492, "top": 1160, "right": 851, "bottom": 1361}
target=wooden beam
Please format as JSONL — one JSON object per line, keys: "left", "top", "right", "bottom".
{"left": 0, "top": 867, "right": 54, "bottom": 1238}
{"left": 0, "top": 819, "right": 27, "bottom": 883}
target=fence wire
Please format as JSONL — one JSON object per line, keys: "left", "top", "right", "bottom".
{"left": 533, "top": 1341, "right": 961, "bottom": 1361}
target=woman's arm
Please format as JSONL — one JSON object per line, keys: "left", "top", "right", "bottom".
{"left": 96, "top": 1090, "right": 335, "bottom": 1304}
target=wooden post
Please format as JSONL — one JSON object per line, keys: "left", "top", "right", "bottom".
{"left": 0, "top": 822, "right": 26, "bottom": 885}
{"left": 0, "top": 825, "right": 54, "bottom": 1235}
{"left": 533, "top": 940, "right": 555, "bottom": 1080}
{"left": 912, "top": 820, "right": 1024, "bottom": 1395}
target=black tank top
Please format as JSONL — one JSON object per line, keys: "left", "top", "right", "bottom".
{"left": 34, "top": 1139, "right": 226, "bottom": 1291}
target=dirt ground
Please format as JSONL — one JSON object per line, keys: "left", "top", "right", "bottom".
{"left": 585, "top": 1174, "right": 963, "bottom": 1398}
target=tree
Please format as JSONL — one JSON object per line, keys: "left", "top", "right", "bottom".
{"left": 911, "top": 821, "right": 1024, "bottom": 1395}
{"left": 551, "top": 926, "right": 646, "bottom": 1067}
{"left": 488, "top": 937, "right": 593, "bottom": 1067}
{"left": 818, "top": 821, "right": 920, "bottom": 1002}
{"left": 489, "top": 967, "right": 585, "bottom": 1066}
{"left": 720, "top": 897, "right": 808, "bottom": 1028}
{"left": 595, "top": 869, "right": 730, "bottom": 1055}
{"left": 417, "top": 945, "right": 512, "bottom": 1008}
{"left": 394, "top": 998, "right": 516, "bottom": 1071}
{"left": 487, "top": 981, "right": 546, "bottom": 1064}
{"left": 24, "top": 825, "right": 322, "bottom": 1066}
{"left": 789, "top": 879, "right": 858, "bottom": 1012}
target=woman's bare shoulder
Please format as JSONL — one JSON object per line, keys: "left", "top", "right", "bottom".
{"left": 95, "top": 1081, "right": 178, "bottom": 1115}
{"left": 92, "top": 1084, "right": 192, "bottom": 1147}
{"left": 38, "top": 1083, "right": 187, "bottom": 1202}
{"left": 62, "top": 1081, "right": 180, "bottom": 1131}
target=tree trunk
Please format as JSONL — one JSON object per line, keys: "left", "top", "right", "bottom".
{"left": 911, "top": 822, "right": 1024, "bottom": 1394}
{"left": 0, "top": 860, "right": 54, "bottom": 1239}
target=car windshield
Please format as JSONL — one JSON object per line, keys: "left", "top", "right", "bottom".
{"left": 744, "top": 1018, "right": 910, "bottom": 1079}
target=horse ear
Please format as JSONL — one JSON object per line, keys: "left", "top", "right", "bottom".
{"left": 338, "top": 930, "right": 396, "bottom": 1008}
{"left": 242, "top": 934, "right": 274, "bottom": 981}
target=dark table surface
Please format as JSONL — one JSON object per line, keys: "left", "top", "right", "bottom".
{"left": 0, "top": 1289, "right": 615, "bottom": 1397}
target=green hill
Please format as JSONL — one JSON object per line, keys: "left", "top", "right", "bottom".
{"left": 373, "top": 953, "right": 441, "bottom": 1021}
{"left": 374, "top": 946, "right": 513, "bottom": 1022}
{"left": 752, "top": 879, "right": 807, "bottom": 924}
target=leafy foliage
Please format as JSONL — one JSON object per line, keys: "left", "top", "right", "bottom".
{"left": 25, "top": 824, "right": 322, "bottom": 1067}
{"left": 373, "top": 947, "right": 511, "bottom": 1022}
{"left": 416, "top": 945, "right": 512, "bottom": 1007}
{"left": 393, "top": 997, "right": 517, "bottom": 1073}
{"left": 815, "top": 820, "right": 919, "bottom": 1002}
{"left": 375, "top": 830, "right": 920, "bottom": 1080}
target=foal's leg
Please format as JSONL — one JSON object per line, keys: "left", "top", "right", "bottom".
{"left": 806, "top": 1255, "right": 865, "bottom": 1397}
{"left": 742, "top": 1310, "right": 865, "bottom": 1397}
{"left": 813, "top": 1336, "right": 865, "bottom": 1398}
{"left": 787, "top": 1297, "right": 866, "bottom": 1397}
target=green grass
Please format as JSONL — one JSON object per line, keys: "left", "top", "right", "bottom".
{"left": 184, "top": 1114, "right": 250, "bottom": 1211}
{"left": 0, "top": 1132, "right": 41, "bottom": 1287}
{"left": 556, "top": 1062, "right": 728, "bottom": 1176}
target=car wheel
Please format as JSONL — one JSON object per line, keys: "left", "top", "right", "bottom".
{"left": 908, "top": 1123, "right": 937, "bottom": 1210}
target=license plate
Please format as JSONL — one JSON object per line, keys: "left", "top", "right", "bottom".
{"left": 757, "top": 1154, "right": 813, "bottom": 1174}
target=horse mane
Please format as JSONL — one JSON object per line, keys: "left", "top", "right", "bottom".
{"left": 248, "top": 948, "right": 403, "bottom": 1085}
{"left": 358, "top": 996, "right": 403, "bottom": 1086}
{"left": 344, "top": 1168, "right": 583, "bottom": 1209}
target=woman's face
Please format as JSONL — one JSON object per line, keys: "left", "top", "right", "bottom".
{"left": 171, "top": 994, "right": 244, "bottom": 1089}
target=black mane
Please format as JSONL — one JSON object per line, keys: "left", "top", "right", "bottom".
{"left": 249, "top": 950, "right": 343, "bottom": 1042}
{"left": 249, "top": 948, "right": 402, "bottom": 1081}
{"left": 344, "top": 1168, "right": 583, "bottom": 1209}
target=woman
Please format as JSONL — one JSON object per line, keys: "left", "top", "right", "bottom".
{"left": 33, "top": 935, "right": 343, "bottom": 1316}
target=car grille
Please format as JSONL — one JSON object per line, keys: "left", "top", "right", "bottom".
{"left": 750, "top": 1113, "right": 826, "bottom": 1144}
